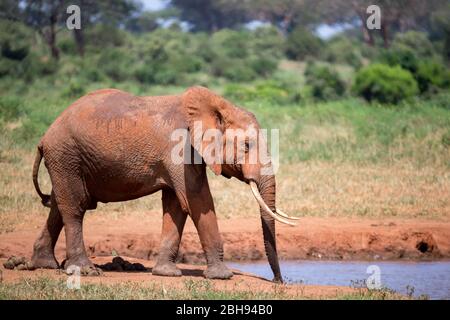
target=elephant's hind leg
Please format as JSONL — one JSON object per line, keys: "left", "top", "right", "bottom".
{"left": 51, "top": 170, "right": 102, "bottom": 276}
{"left": 153, "top": 189, "right": 188, "bottom": 277}
{"left": 31, "top": 191, "right": 63, "bottom": 269}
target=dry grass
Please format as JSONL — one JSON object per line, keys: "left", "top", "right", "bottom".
{"left": 1, "top": 148, "right": 449, "bottom": 234}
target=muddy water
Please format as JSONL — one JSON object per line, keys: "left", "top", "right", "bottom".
{"left": 229, "top": 260, "right": 450, "bottom": 299}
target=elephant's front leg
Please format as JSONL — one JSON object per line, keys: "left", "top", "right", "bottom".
{"left": 189, "top": 183, "right": 233, "bottom": 280}
{"left": 153, "top": 189, "right": 188, "bottom": 277}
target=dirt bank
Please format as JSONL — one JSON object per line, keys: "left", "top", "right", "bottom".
{"left": 0, "top": 215, "right": 448, "bottom": 264}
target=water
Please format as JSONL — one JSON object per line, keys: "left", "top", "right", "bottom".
{"left": 229, "top": 260, "right": 450, "bottom": 300}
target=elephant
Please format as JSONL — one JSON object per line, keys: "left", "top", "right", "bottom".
{"left": 31, "top": 86, "right": 298, "bottom": 282}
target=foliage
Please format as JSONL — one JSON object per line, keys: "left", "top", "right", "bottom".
{"left": 415, "top": 60, "right": 450, "bottom": 94}
{"left": 392, "top": 31, "right": 436, "bottom": 58}
{"left": 352, "top": 64, "right": 419, "bottom": 104}
{"left": 285, "top": 26, "right": 323, "bottom": 60}
{"left": 0, "top": 20, "right": 31, "bottom": 61}
{"left": 323, "top": 36, "right": 363, "bottom": 69}
{"left": 224, "top": 80, "right": 298, "bottom": 105}
{"left": 206, "top": 28, "right": 279, "bottom": 82}
{"left": 304, "top": 63, "right": 346, "bottom": 101}
{"left": 378, "top": 46, "right": 420, "bottom": 74}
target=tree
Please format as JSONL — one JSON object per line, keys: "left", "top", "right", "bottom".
{"left": 68, "top": 0, "right": 139, "bottom": 56}
{"left": 170, "top": 0, "right": 249, "bottom": 32}
{"left": 316, "top": 0, "right": 449, "bottom": 47}
{"left": 125, "top": 8, "right": 178, "bottom": 33}
{"left": 245, "top": 0, "right": 320, "bottom": 34}
{"left": 21, "top": 0, "right": 69, "bottom": 59}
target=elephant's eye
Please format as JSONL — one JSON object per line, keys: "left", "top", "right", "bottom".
{"left": 244, "top": 142, "right": 250, "bottom": 152}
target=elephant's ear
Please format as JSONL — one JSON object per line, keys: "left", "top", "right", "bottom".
{"left": 182, "top": 86, "right": 231, "bottom": 176}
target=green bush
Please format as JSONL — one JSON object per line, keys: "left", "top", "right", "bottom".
{"left": 353, "top": 64, "right": 419, "bottom": 104}
{"left": 392, "top": 31, "right": 436, "bottom": 58}
{"left": 222, "top": 63, "right": 257, "bottom": 82}
{"left": 224, "top": 81, "right": 298, "bottom": 105}
{"left": 0, "top": 57, "right": 18, "bottom": 77}
{"left": 324, "top": 36, "right": 363, "bottom": 69}
{"left": 379, "top": 47, "right": 420, "bottom": 74}
{"left": 205, "top": 29, "right": 279, "bottom": 82}
{"left": 61, "top": 80, "right": 86, "bottom": 98}
{"left": 285, "top": 26, "right": 323, "bottom": 60}
{"left": 0, "top": 53, "right": 57, "bottom": 81}
{"left": 58, "top": 37, "right": 78, "bottom": 55}
{"left": 210, "top": 29, "right": 250, "bottom": 59}
{"left": 248, "top": 26, "right": 284, "bottom": 59}
{"left": 0, "top": 20, "right": 32, "bottom": 61}
{"left": 98, "top": 49, "right": 133, "bottom": 82}
{"left": 86, "top": 25, "right": 128, "bottom": 49}
{"left": 305, "top": 64, "right": 346, "bottom": 101}
{"left": 249, "top": 55, "right": 278, "bottom": 77}
{"left": 416, "top": 60, "right": 450, "bottom": 94}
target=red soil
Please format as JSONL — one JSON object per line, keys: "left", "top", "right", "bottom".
{"left": 1, "top": 215, "right": 448, "bottom": 264}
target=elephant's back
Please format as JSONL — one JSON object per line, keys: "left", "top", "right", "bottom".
{"left": 64, "top": 88, "right": 143, "bottom": 120}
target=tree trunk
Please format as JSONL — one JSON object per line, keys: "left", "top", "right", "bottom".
{"left": 46, "top": 10, "right": 60, "bottom": 60}
{"left": 381, "top": 22, "right": 390, "bottom": 48}
{"left": 73, "top": 28, "right": 85, "bottom": 57}
{"left": 362, "top": 25, "right": 375, "bottom": 46}
{"left": 355, "top": 7, "right": 374, "bottom": 47}
{"left": 44, "top": 26, "right": 59, "bottom": 60}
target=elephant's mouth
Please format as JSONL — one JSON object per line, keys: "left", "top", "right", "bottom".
{"left": 249, "top": 181, "right": 299, "bottom": 226}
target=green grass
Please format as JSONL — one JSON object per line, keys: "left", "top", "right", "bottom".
{"left": 0, "top": 277, "right": 405, "bottom": 300}
{"left": 247, "top": 94, "right": 450, "bottom": 167}
{"left": 1, "top": 77, "right": 449, "bottom": 168}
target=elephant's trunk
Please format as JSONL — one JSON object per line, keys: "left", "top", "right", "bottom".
{"left": 257, "top": 174, "right": 283, "bottom": 283}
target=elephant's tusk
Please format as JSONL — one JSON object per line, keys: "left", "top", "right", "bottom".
{"left": 249, "top": 181, "right": 297, "bottom": 226}
{"left": 276, "top": 208, "right": 301, "bottom": 220}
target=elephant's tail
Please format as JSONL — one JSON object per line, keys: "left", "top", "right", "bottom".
{"left": 33, "top": 144, "right": 51, "bottom": 208}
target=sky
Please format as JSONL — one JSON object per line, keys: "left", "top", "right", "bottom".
{"left": 140, "top": 0, "right": 167, "bottom": 11}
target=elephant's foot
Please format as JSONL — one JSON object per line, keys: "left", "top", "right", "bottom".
{"left": 204, "top": 263, "right": 233, "bottom": 280}
{"left": 62, "top": 257, "right": 103, "bottom": 276}
{"left": 272, "top": 276, "right": 284, "bottom": 284}
{"left": 30, "top": 254, "right": 59, "bottom": 270}
{"left": 152, "top": 261, "right": 182, "bottom": 277}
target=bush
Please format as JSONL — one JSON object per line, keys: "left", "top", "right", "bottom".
{"left": 86, "top": 25, "right": 127, "bottom": 49}
{"left": 249, "top": 26, "right": 284, "bottom": 59}
{"left": 221, "top": 63, "right": 257, "bottom": 82}
{"left": 352, "top": 64, "right": 419, "bottom": 104}
{"left": 392, "top": 31, "right": 435, "bottom": 58}
{"left": 98, "top": 49, "right": 133, "bottom": 82}
{"left": 249, "top": 55, "right": 278, "bottom": 77}
{"left": 61, "top": 79, "right": 86, "bottom": 98}
{"left": 0, "top": 53, "right": 57, "bottom": 81}
{"left": 205, "top": 29, "right": 280, "bottom": 82}
{"left": 210, "top": 29, "right": 250, "bottom": 59}
{"left": 416, "top": 60, "right": 450, "bottom": 94}
{"left": 305, "top": 64, "right": 346, "bottom": 101}
{"left": 285, "top": 26, "right": 323, "bottom": 60}
{"left": 224, "top": 81, "right": 298, "bottom": 105}
{"left": 0, "top": 20, "right": 32, "bottom": 61}
{"left": 379, "top": 47, "right": 420, "bottom": 74}
{"left": 324, "top": 36, "right": 363, "bottom": 69}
